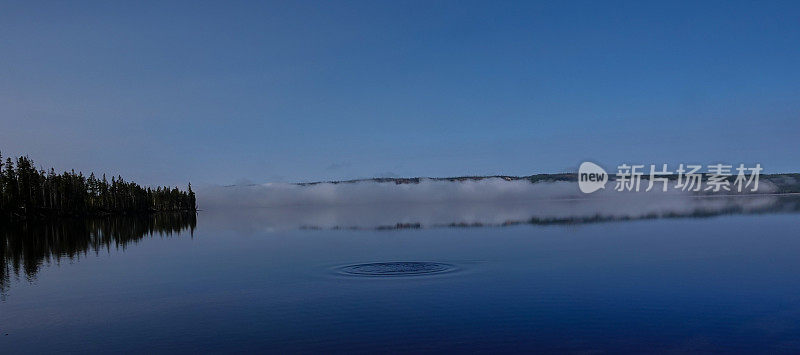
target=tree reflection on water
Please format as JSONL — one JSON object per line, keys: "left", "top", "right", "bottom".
{"left": 1, "top": 213, "right": 196, "bottom": 297}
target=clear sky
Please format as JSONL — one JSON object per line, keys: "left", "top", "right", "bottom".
{"left": 1, "top": 1, "right": 798, "bottom": 186}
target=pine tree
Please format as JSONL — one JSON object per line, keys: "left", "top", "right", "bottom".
{"left": 0, "top": 154, "right": 196, "bottom": 218}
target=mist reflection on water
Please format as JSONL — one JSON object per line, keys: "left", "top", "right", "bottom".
{"left": 202, "top": 193, "right": 800, "bottom": 232}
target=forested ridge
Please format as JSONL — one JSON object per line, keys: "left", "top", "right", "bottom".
{"left": 0, "top": 152, "right": 196, "bottom": 218}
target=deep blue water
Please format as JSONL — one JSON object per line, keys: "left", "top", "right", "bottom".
{"left": 2, "top": 211, "right": 800, "bottom": 353}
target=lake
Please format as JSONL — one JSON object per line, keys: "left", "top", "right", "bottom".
{"left": 2, "top": 197, "right": 800, "bottom": 353}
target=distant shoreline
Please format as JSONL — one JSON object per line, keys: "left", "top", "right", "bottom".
{"left": 289, "top": 173, "right": 800, "bottom": 193}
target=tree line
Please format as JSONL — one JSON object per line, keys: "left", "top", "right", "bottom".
{"left": 0, "top": 152, "right": 196, "bottom": 218}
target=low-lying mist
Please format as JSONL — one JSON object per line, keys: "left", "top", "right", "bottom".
{"left": 197, "top": 179, "right": 794, "bottom": 231}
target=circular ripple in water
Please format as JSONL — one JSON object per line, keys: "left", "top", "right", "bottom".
{"left": 339, "top": 262, "right": 455, "bottom": 277}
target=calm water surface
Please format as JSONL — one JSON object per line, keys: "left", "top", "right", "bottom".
{"left": 1, "top": 207, "right": 800, "bottom": 353}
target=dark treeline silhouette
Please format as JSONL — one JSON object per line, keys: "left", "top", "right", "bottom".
{"left": 1, "top": 213, "right": 197, "bottom": 297}
{"left": 0, "top": 152, "right": 196, "bottom": 218}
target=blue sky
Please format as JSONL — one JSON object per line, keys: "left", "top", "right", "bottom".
{"left": 1, "top": 1, "right": 798, "bottom": 186}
